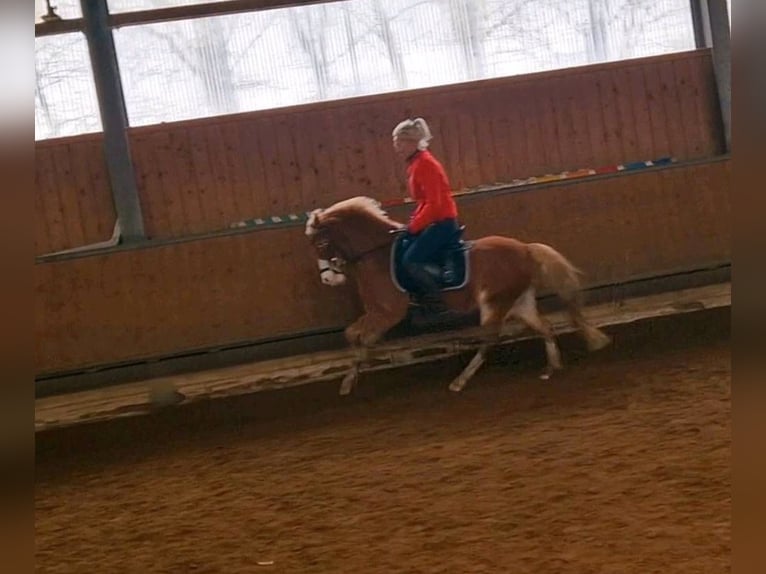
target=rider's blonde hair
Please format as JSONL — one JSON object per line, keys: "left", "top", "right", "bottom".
{"left": 392, "top": 117, "right": 433, "bottom": 150}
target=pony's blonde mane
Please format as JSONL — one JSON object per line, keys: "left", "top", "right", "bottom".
{"left": 320, "top": 196, "right": 402, "bottom": 230}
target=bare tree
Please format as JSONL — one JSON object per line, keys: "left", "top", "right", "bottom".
{"left": 343, "top": 5, "right": 363, "bottom": 94}
{"left": 288, "top": 6, "right": 332, "bottom": 99}
{"left": 370, "top": 0, "right": 408, "bottom": 89}
{"left": 35, "top": 54, "right": 61, "bottom": 137}
{"left": 190, "top": 18, "right": 238, "bottom": 113}
{"left": 35, "top": 35, "right": 101, "bottom": 139}
{"left": 586, "top": 0, "right": 610, "bottom": 61}
{"left": 447, "top": 0, "right": 487, "bottom": 80}
{"left": 550, "top": 0, "right": 689, "bottom": 63}
{"left": 482, "top": 0, "right": 570, "bottom": 70}
{"left": 142, "top": 0, "right": 239, "bottom": 115}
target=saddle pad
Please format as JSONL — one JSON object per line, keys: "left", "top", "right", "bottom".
{"left": 390, "top": 235, "right": 471, "bottom": 294}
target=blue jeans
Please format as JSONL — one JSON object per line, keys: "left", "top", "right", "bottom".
{"left": 402, "top": 218, "right": 459, "bottom": 292}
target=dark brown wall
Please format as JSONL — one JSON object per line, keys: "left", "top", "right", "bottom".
{"left": 36, "top": 158, "right": 730, "bottom": 375}
{"left": 35, "top": 49, "right": 723, "bottom": 253}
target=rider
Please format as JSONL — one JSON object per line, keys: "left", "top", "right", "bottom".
{"left": 392, "top": 117, "right": 460, "bottom": 317}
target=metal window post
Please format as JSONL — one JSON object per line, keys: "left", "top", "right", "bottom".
{"left": 80, "top": 0, "right": 145, "bottom": 241}
{"left": 690, "top": 0, "right": 731, "bottom": 152}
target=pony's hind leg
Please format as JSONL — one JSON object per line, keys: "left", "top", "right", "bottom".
{"left": 449, "top": 344, "right": 490, "bottom": 392}
{"left": 566, "top": 298, "right": 611, "bottom": 352}
{"left": 449, "top": 291, "right": 504, "bottom": 392}
{"left": 507, "top": 287, "right": 562, "bottom": 380}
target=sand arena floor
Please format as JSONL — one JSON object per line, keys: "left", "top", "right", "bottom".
{"left": 36, "top": 308, "right": 730, "bottom": 573}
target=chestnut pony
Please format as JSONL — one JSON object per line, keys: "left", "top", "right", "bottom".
{"left": 306, "top": 196, "right": 610, "bottom": 394}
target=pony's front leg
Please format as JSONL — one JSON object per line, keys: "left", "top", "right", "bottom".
{"left": 339, "top": 316, "right": 367, "bottom": 396}
{"left": 339, "top": 370, "right": 358, "bottom": 396}
{"left": 339, "top": 347, "right": 368, "bottom": 396}
{"left": 339, "top": 311, "right": 403, "bottom": 396}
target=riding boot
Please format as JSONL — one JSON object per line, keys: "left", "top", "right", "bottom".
{"left": 406, "top": 265, "right": 459, "bottom": 324}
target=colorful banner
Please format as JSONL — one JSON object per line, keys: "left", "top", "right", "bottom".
{"left": 229, "top": 156, "right": 675, "bottom": 231}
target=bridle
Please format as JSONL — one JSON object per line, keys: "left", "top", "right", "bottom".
{"left": 313, "top": 229, "right": 345, "bottom": 269}
{"left": 307, "top": 211, "right": 399, "bottom": 285}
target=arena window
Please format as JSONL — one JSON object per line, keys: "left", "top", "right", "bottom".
{"left": 35, "top": 32, "right": 103, "bottom": 140}
{"left": 36, "top": 0, "right": 697, "bottom": 138}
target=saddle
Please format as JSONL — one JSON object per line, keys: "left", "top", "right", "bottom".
{"left": 390, "top": 225, "right": 471, "bottom": 294}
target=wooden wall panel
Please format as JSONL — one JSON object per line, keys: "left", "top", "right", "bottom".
{"left": 36, "top": 225, "right": 363, "bottom": 375}
{"left": 124, "top": 49, "right": 723, "bottom": 239}
{"left": 35, "top": 136, "right": 116, "bottom": 255}
{"left": 456, "top": 159, "right": 730, "bottom": 281}
{"left": 35, "top": 158, "right": 730, "bottom": 375}
{"left": 35, "top": 51, "right": 723, "bottom": 250}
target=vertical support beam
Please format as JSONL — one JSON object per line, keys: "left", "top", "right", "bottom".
{"left": 707, "top": 0, "right": 731, "bottom": 152}
{"left": 689, "top": 0, "right": 711, "bottom": 48}
{"left": 80, "top": 0, "right": 145, "bottom": 241}
{"left": 690, "top": 0, "right": 731, "bottom": 151}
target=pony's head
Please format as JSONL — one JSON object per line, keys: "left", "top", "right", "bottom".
{"left": 305, "top": 196, "right": 403, "bottom": 287}
{"left": 305, "top": 208, "right": 347, "bottom": 286}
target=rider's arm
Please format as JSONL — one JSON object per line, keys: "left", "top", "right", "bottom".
{"left": 408, "top": 159, "right": 450, "bottom": 234}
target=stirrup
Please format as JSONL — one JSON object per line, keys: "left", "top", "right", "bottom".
{"left": 420, "top": 295, "right": 449, "bottom": 315}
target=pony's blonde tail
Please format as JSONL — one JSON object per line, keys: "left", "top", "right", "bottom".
{"left": 528, "top": 243, "right": 611, "bottom": 351}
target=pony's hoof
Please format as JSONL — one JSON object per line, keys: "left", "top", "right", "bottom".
{"left": 449, "top": 380, "right": 465, "bottom": 392}
{"left": 149, "top": 382, "right": 185, "bottom": 408}
{"left": 585, "top": 329, "right": 612, "bottom": 352}
{"left": 339, "top": 373, "right": 357, "bottom": 396}
{"left": 339, "top": 382, "right": 354, "bottom": 396}
{"left": 540, "top": 366, "right": 556, "bottom": 380}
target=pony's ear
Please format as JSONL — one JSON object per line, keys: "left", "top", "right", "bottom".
{"left": 305, "top": 209, "right": 324, "bottom": 237}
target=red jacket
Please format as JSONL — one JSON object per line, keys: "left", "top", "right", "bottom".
{"left": 406, "top": 150, "right": 458, "bottom": 234}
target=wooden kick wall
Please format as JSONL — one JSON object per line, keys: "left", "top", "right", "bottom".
{"left": 35, "top": 49, "right": 723, "bottom": 254}
{"left": 36, "top": 158, "right": 731, "bottom": 375}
